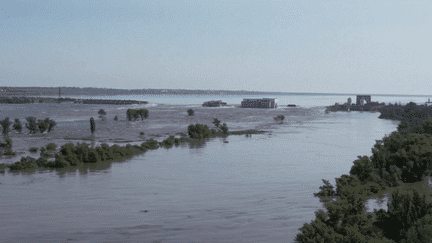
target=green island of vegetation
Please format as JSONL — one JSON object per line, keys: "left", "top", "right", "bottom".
{"left": 296, "top": 102, "right": 432, "bottom": 242}
{"left": 0, "top": 116, "right": 266, "bottom": 173}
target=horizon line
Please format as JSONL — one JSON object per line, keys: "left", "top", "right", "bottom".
{"left": 0, "top": 86, "right": 431, "bottom": 97}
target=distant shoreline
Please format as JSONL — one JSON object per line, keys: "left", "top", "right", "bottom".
{"left": 1, "top": 86, "right": 431, "bottom": 98}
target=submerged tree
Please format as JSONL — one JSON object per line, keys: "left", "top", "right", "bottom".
{"left": 220, "top": 123, "right": 228, "bottom": 135}
{"left": 12, "top": 118, "right": 22, "bottom": 133}
{"left": 98, "top": 109, "right": 107, "bottom": 120}
{"left": 187, "top": 109, "right": 195, "bottom": 116}
{"left": 137, "top": 109, "right": 149, "bottom": 121}
{"left": 274, "top": 115, "right": 285, "bottom": 123}
{"left": 47, "top": 119, "right": 57, "bottom": 133}
{"left": 212, "top": 118, "right": 221, "bottom": 129}
{"left": 37, "top": 118, "right": 50, "bottom": 133}
{"left": 0, "top": 117, "right": 12, "bottom": 136}
{"left": 25, "top": 116, "right": 38, "bottom": 134}
{"left": 90, "top": 117, "right": 95, "bottom": 134}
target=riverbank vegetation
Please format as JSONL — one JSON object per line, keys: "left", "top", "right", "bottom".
{"left": 296, "top": 102, "right": 432, "bottom": 242}
{"left": 0, "top": 121, "right": 266, "bottom": 173}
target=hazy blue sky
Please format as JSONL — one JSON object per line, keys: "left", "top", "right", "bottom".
{"left": 1, "top": 0, "right": 431, "bottom": 94}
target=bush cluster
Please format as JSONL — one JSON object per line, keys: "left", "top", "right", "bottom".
{"left": 158, "top": 135, "right": 189, "bottom": 148}
{"left": 25, "top": 116, "right": 56, "bottom": 134}
{"left": 7, "top": 139, "right": 161, "bottom": 171}
{"left": 126, "top": 109, "right": 149, "bottom": 121}
{"left": 187, "top": 124, "right": 218, "bottom": 139}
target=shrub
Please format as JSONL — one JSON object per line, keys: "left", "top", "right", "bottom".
{"left": 212, "top": 118, "right": 221, "bottom": 128}
{"left": 220, "top": 123, "right": 228, "bottom": 135}
{"left": 46, "top": 143, "right": 57, "bottom": 151}
{"left": 39, "top": 147, "right": 46, "bottom": 157}
{"left": 3, "top": 149, "right": 16, "bottom": 157}
{"left": 37, "top": 118, "right": 49, "bottom": 133}
{"left": 187, "top": 109, "right": 195, "bottom": 116}
{"left": 0, "top": 136, "right": 12, "bottom": 149}
{"left": 12, "top": 118, "right": 22, "bottom": 133}
{"left": 47, "top": 119, "right": 56, "bottom": 133}
{"left": 90, "top": 117, "right": 95, "bottom": 134}
{"left": 141, "top": 139, "right": 159, "bottom": 150}
{"left": 52, "top": 155, "right": 70, "bottom": 168}
{"left": 98, "top": 109, "right": 106, "bottom": 120}
{"left": 9, "top": 156, "right": 38, "bottom": 170}
{"left": 160, "top": 136, "right": 175, "bottom": 148}
{"left": 274, "top": 115, "right": 285, "bottom": 123}
{"left": 140, "top": 132, "right": 144, "bottom": 136}
{"left": 126, "top": 109, "right": 134, "bottom": 121}
{"left": 188, "top": 124, "right": 212, "bottom": 139}
{"left": 0, "top": 117, "right": 11, "bottom": 136}
{"left": 29, "top": 147, "right": 38, "bottom": 153}
{"left": 114, "top": 115, "right": 118, "bottom": 121}
{"left": 314, "top": 179, "right": 336, "bottom": 198}
{"left": 25, "top": 116, "right": 38, "bottom": 134}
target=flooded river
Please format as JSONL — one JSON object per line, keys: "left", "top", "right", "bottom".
{"left": 0, "top": 104, "right": 400, "bottom": 242}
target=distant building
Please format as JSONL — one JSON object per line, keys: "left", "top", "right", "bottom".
{"left": 202, "top": 100, "right": 227, "bottom": 107}
{"left": 241, "top": 98, "right": 278, "bottom": 108}
{"left": 425, "top": 98, "right": 432, "bottom": 107}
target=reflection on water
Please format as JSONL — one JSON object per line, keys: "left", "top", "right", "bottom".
{"left": 0, "top": 109, "right": 399, "bottom": 242}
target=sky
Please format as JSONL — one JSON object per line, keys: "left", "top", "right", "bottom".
{"left": 0, "top": 0, "right": 431, "bottom": 95}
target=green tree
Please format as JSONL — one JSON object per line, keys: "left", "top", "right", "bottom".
{"left": 47, "top": 119, "right": 56, "bottom": 133}
{"left": 220, "top": 123, "right": 228, "bottom": 135}
{"left": 12, "top": 118, "right": 22, "bottom": 133}
{"left": 349, "top": 156, "right": 375, "bottom": 182}
{"left": 98, "top": 109, "right": 107, "bottom": 120}
{"left": 25, "top": 116, "right": 38, "bottom": 134}
{"left": 374, "top": 188, "right": 432, "bottom": 242}
{"left": 187, "top": 109, "right": 195, "bottom": 116}
{"left": 126, "top": 109, "right": 133, "bottom": 121}
{"left": 0, "top": 117, "right": 11, "bottom": 136}
{"left": 212, "top": 118, "right": 221, "bottom": 129}
{"left": 90, "top": 117, "right": 95, "bottom": 134}
{"left": 314, "top": 179, "right": 336, "bottom": 198}
{"left": 37, "top": 118, "right": 50, "bottom": 133}
{"left": 371, "top": 132, "right": 432, "bottom": 184}
{"left": 137, "top": 109, "right": 149, "bottom": 121}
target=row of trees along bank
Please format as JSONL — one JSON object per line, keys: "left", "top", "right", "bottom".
{"left": 296, "top": 102, "right": 432, "bottom": 242}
